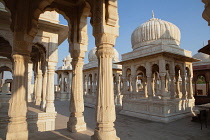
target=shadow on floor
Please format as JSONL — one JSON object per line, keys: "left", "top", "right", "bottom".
{"left": 29, "top": 128, "right": 91, "bottom": 140}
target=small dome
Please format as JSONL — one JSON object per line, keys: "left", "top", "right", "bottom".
{"left": 64, "top": 54, "right": 72, "bottom": 61}
{"left": 88, "top": 47, "right": 119, "bottom": 62}
{"left": 193, "top": 52, "right": 210, "bottom": 61}
{"left": 131, "top": 16, "right": 181, "bottom": 50}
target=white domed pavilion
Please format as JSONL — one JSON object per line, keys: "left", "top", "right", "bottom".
{"left": 55, "top": 54, "right": 73, "bottom": 101}
{"left": 83, "top": 47, "right": 123, "bottom": 107}
{"left": 118, "top": 14, "right": 199, "bottom": 123}
{"left": 192, "top": 52, "right": 210, "bottom": 98}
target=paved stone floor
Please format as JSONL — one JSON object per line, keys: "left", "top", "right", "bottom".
{"left": 29, "top": 101, "right": 210, "bottom": 140}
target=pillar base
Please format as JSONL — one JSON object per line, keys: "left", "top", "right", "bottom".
{"left": 45, "top": 104, "right": 55, "bottom": 113}
{"left": 91, "top": 129, "right": 120, "bottom": 140}
{"left": 67, "top": 116, "right": 86, "bottom": 132}
{"left": 6, "top": 122, "right": 28, "bottom": 140}
{"left": 40, "top": 101, "right": 46, "bottom": 111}
{"left": 115, "top": 95, "right": 123, "bottom": 106}
{"left": 35, "top": 100, "right": 41, "bottom": 106}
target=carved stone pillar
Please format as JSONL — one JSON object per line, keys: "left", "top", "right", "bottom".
{"left": 188, "top": 64, "right": 194, "bottom": 99}
{"left": 122, "top": 77, "right": 127, "bottom": 95}
{"left": 128, "top": 76, "right": 132, "bottom": 92}
{"left": 175, "top": 75, "right": 181, "bottom": 98}
{"left": 188, "top": 76, "right": 194, "bottom": 99}
{"left": 91, "top": 45, "right": 119, "bottom": 140}
{"left": 6, "top": 54, "right": 30, "bottom": 140}
{"left": 33, "top": 74, "right": 38, "bottom": 102}
{"left": 84, "top": 76, "right": 88, "bottom": 95}
{"left": 45, "top": 63, "right": 56, "bottom": 113}
{"left": 115, "top": 74, "right": 122, "bottom": 105}
{"left": 68, "top": 72, "right": 72, "bottom": 99}
{"left": 60, "top": 73, "right": 64, "bottom": 93}
{"left": 67, "top": 57, "right": 86, "bottom": 132}
{"left": 131, "top": 76, "right": 137, "bottom": 93}
{"left": 160, "top": 73, "right": 167, "bottom": 99}
{"left": 27, "top": 62, "right": 33, "bottom": 102}
{"left": 181, "top": 74, "right": 187, "bottom": 99}
{"left": 92, "top": 73, "right": 96, "bottom": 96}
{"left": 143, "top": 78, "right": 148, "bottom": 97}
{"left": 170, "top": 74, "right": 175, "bottom": 99}
{"left": 35, "top": 66, "right": 43, "bottom": 106}
{"left": 41, "top": 71, "right": 47, "bottom": 111}
{"left": 146, "top": 62, "right": 153, "bottom": 99}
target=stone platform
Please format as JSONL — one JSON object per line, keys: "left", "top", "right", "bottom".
{"left": 0, "top": 103, "right": 56, "bottom": 139}
{"left": 120, "top": 98, "right": 195, "bottom": 123}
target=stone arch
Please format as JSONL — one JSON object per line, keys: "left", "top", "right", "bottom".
{"left": 31, "top": 43, "right": 47, "bottom": 74}
{"left": 126, "top": 68, "right": 131, "bottom": 77}
{"left": 0, "top": 36, "right": 12, "bottom": 60}
{"left": 136, "top": 66, "right": 146, "bottom": 92}
{"left": 29, "top": 0, "right": 57, "bottom": 37}
{"left": 136, "top": 66, "right": 146, "bottom": 77}
{"left": 152, "top": 64, "right": 159, "bottom": 74}
{"left": 0, "top": 66, "right": 12, "bottom": 73}
{"left": 0, "top": 0, "right": 11, "bottom": 13}
{"left": 196, "top": 74, "right": 207, "bottom": 96}
{"left": 30, "top": 0, "right": 91, "bottom": 45}
{"left": 0, "top": 32, "right": 13, "bottom": 48}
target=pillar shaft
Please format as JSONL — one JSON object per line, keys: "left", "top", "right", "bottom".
{"left": 45, "top": 64, "right": 56, "bottom": 113}
{"left": 67, "top": 58, "right": 86, "bottom": 132}
{"left": 116, "top": 75, "right": 121, "bottom": 96}
{"left": 41, "top": 71, "right": 47, "bottom": 111}
{"left": 61, "top": 73, "right": 64, "bottom": 93}
{"left": 175, "top": 76, "right": 180, "bottom": 98}
{"left": 146, "top": 62, "right": 153, "bottom": 99}
{"left": 35, "top": 69, "right": 42, "bottom": 105}
{"left": 92, "top": 46, "right": 119, "bottom": 140}
{"left": 33, "top": 74, "right": 38, "bottom": 102}
{"left": 170, "top": 74, "right": 175, "bottom": 99}
{"left": 68, "top": 72, "right": 72, "bottom": 99}
{"left": 181, "top": 75, "right": 187, "bottom": 99}
{"left": 6, "top": 54, "right": 29, "bottom": 140}
{"left": 84, "top": 76, "right": 88, "bottom": 95}
{"left": 188, "top": 77, "right": 194, "bottom": 99}
{"left": 27, "top": 62, "right": 33, "bottom": 102}
{"left": 131, "top": 76, "right": 137, "bottom": 93}
{"left": 160, "top": 73, "right": 167, "bottom": 99}
{"left": 143, "top": 78, "right": 148, "bottom": 97}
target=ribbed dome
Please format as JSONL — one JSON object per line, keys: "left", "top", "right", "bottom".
{"left": 64, "top": 54, "right": 72, "bottom": 61}
{"left": 131, "top": 17, "right": 181, "bottom": 50}
{"left": 193, "top": 52, "right": 210, "bottom": 61}
{"left": 88, "top": 47, "right": 119, "bottom": 62}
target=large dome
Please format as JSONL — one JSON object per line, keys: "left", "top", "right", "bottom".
{"left": 193, "top": 52, "right": 210, "bottom": 61}
{"left": 131, "top": 16, "right": 181, "bottom": 50}
{"left": 88, "top": 47, "right": 119, "bottom": 62}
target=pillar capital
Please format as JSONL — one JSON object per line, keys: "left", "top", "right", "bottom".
{"left": 96, "top": 45, "right": 114, "bottom": 58}
{"left": 70, "top": 43, "right": 87, "bottom": 59}
{"left": 13, "top": 40, "right": 32, "bottom": 55}
{"left": 12, "top": 53, "right": 30, "bottom": 62}
{"left": 71, "top": 58, "right": 84, "bottom": 67}
{"left": 94, "top": 33, "right": 118, "bottom": 47}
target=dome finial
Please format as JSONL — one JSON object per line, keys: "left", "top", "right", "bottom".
{"left": 152, "top": 10, "right": 155, "bottom": 18}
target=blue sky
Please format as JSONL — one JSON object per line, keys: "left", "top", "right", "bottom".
{"left": 2, "top": 1, "right": 210, "bottom": 82}
{"left": 57, "top": 0, "right": 210, "bottom": 68}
